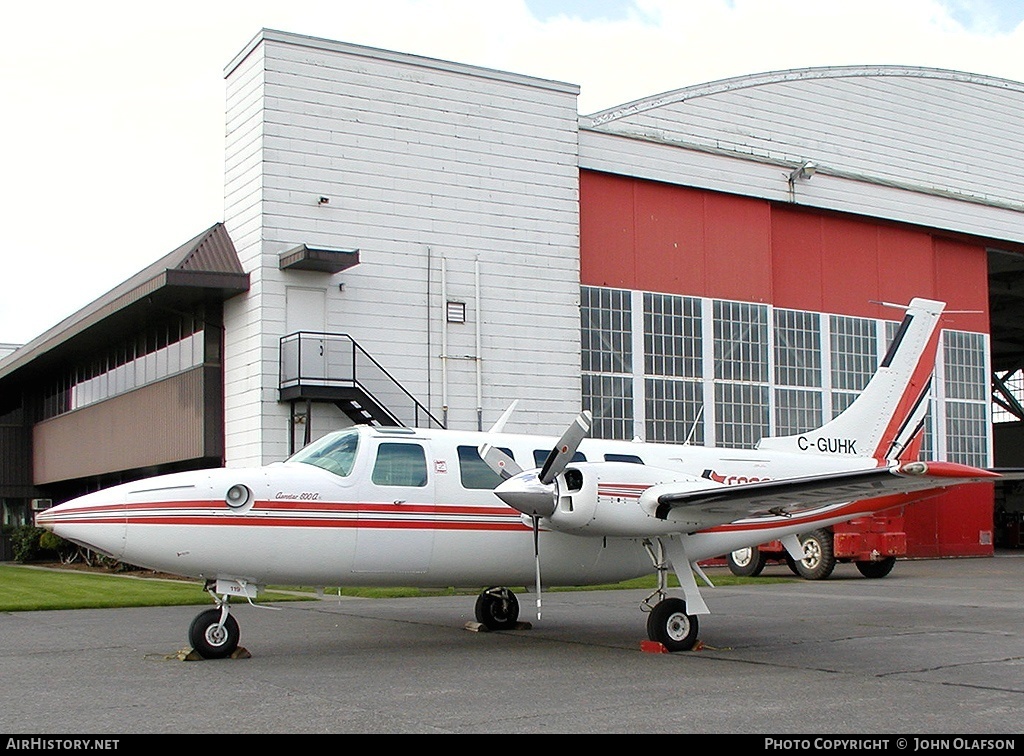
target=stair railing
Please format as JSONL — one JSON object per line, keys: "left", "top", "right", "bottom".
{"left": 279, "top": 332, "right": 445, "bottom": 429}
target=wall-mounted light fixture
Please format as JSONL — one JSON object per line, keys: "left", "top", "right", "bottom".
{"left": 788, "top": 160, "right": 817, "bottom": 184}
{"left": 318, "top": 196, "right": 330, "bottom": 205}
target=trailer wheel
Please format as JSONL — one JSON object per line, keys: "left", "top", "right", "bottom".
{"left": 727, "top": 546, "right": 767, "bottom": 577}
{"left": 794, "top": 529, "right": 836, "bottom": 580}
{"left": 856, "top": 557, "right": 896, "bottom": 579}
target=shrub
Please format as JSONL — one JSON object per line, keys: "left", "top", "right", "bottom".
{"left": 39, "top": 531, "right": 77, "bottom": 563}
{"left": 11, "top": 526, "right": 46, "bottom": 563}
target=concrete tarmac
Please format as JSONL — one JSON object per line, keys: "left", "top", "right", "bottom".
{"left": 1, "top": 554, "right": 1022, "bottom": 735}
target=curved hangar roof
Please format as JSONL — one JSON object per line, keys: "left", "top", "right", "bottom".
{"left": 580, "top": 65, "right": 1024, "bottom": 245}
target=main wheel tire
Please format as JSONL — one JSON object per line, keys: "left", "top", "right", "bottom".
{"left": 794, "top": 529, "right": 836, "bottom": 580}
{"left": 727, "top": 546, "right": 767, "bottom": 577}
{"left": 856, "top": 557, "right": 896, "bottom": 579}
{"left": 474, "top": 588, "right": 520, "bottom": 630}
{"left": 188, "top": 608, "right": 240, "bottom": 659}
{"left": 646, "top": 598, "right": 699, "bottom": 652}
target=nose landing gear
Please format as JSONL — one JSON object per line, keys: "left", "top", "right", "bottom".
{"left": 188, "top": 606, "right": 240, "bottom": 659}
{"left": 183, "top": 580, "right": 255, "bottom": 660}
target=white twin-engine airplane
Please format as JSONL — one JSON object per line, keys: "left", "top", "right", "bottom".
{"left": 38, "top": 298, "right": 1009, "bottom": 658}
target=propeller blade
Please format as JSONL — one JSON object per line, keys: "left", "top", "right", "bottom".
{"left": 479, "top": 443, "right": 523, "bottom": 480}
{"left": 539, "top": 410, "right": 593, "bottom": 485}
{"left": 533, "top": 515, "right": 542, "bottom": 620}
{"left": 487, "top": 400, "right": 519, "bottom": 433}
{"left": 479, "top": 402, "right": 523, "bottom": 480}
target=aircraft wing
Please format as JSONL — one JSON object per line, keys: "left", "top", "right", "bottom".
{"left": 654, "top": 461, "right": 1009, "bottom": 523}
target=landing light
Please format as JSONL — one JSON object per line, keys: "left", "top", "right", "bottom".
{"left": 225, "top": 484, "right": 253, "bottom": 508}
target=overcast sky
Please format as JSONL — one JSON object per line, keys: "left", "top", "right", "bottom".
{"left": 1, "top": 0, "right": 1022, "bottom": 345}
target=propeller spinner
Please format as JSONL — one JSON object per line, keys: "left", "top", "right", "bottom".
{"left": 490, "top": 410, "right": 592, "bottom": 517}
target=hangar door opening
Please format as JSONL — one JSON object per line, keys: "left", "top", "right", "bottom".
{"left": 988, "top": 248, "right": 1024, "bottom": 548}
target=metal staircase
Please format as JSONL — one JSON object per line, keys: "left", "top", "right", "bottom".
{"left": 279, "top": 332, "right": 444, "bottom": 446}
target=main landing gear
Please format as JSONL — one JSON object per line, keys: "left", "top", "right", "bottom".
{"left": 641, "top": 538, "right": 701, "bottom": 652}
{"left": 472, "top": 542, "right": 703, "bottom": 652}
{"left": 474, "top": 586, "right": 521, "bottom": 630}
{"left": 474, "top": 580, "right": 699, "bottom": 651}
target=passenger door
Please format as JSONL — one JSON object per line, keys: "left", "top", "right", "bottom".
{"left": 353, "top": 440, "right": 435, "bottom": 574}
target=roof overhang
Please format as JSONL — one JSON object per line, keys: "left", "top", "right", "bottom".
{"left": 0, "top": 223, "right": 249, "bottom": 383}
{"left": 279, "top": 244, "right": 360, "bottom": 273}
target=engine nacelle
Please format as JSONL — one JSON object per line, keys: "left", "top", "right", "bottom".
{"left": 543, "top": 462, "right": 716, "bottom": 537}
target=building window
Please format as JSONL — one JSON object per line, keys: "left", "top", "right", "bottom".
{"left": 579, "top": 288, "right": 989, "bottom": 464}
{"left": 643, "top": 292, "right": 703, "bottom": 444}
{"left": 644, "top": 293, "right": 701, "bottom": 378}
{"left": 40, "top": 310, "right": 208, "bottom": 420}
{"left": 830, "top": 314, "right": 877, "bottom": 418}
{"left": 715, "top": 381, "right": 769, "bottom": 449}
{"left": 773, "top": 309, "right": 823, "bottom": 435}
{"left": 581, "top": 286, "right": 631, "bottom": 374}
{"left": 582, "top": 373, "right": 633, "bottom": 441}
{"left": 714, "top": 300, "right": 768, "bottom": 383}
{"left": 774, "top": 309, "right": 821, "bottom": 388}
{"left": 774, "top": 387, "right": 823, "bottom": 437}
{"left": 646, "top": 378, "right": 704, "bottom": 444}
{"left": 942, "top": 330, "right": 989, "bottom": 466}
{"left": 582, "top": 286, "right": 633, "bottom": 440}
{"left": 713, "top": 300, "right": 769, "bottom": 448}
{"left": 944, "top": 330, "right": 987, "bottom": 402}
{"left": 945, "top": 402, "right": 988, "bottom": 467}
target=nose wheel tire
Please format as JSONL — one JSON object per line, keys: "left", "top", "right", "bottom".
{"left": 188, "top": 608, "right": 240, "bottom": 659}
{"left": 646, "top": 597, "right": 699, "bottom": 652}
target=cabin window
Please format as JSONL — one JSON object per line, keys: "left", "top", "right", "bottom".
{"left": 287, "top": 429, "right": 359, "bottom": 477}
{"left": 532, "top": 449, "right": 586, "bottom": 468}
{"left": 604, "top": 453, "right": 643, "bottom": 464}
{"left": 372, "top": 443, "right": 428, "bottom": 487}
{"left": 457, "top": 445, "right": 514, "bottom": 489}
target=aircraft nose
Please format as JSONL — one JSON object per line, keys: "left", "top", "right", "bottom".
{"left": 34, "top": 489, "right": 128, "bottom": 561}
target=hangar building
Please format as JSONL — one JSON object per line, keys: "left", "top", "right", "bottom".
{"left": 2, "top": 29, "right": 1023, "bottom": 558}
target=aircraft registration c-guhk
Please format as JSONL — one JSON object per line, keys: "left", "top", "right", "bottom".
{"left": 35, "top": 297, "right": 1014, "bottom": 657}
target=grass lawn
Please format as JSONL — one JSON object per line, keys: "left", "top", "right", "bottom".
{"left": 0, "top": 564, "right": 306, "bottom": 612}
{"left": 0, "top": 562, "right": 795, "bottom": 612}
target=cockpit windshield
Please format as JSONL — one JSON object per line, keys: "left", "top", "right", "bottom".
{"left": 287, "top": 429, "right": 360, "bottom": 477}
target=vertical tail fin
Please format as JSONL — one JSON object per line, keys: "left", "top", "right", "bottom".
{"left": 757, "top": 298, "right": 944, "bottom": 461}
